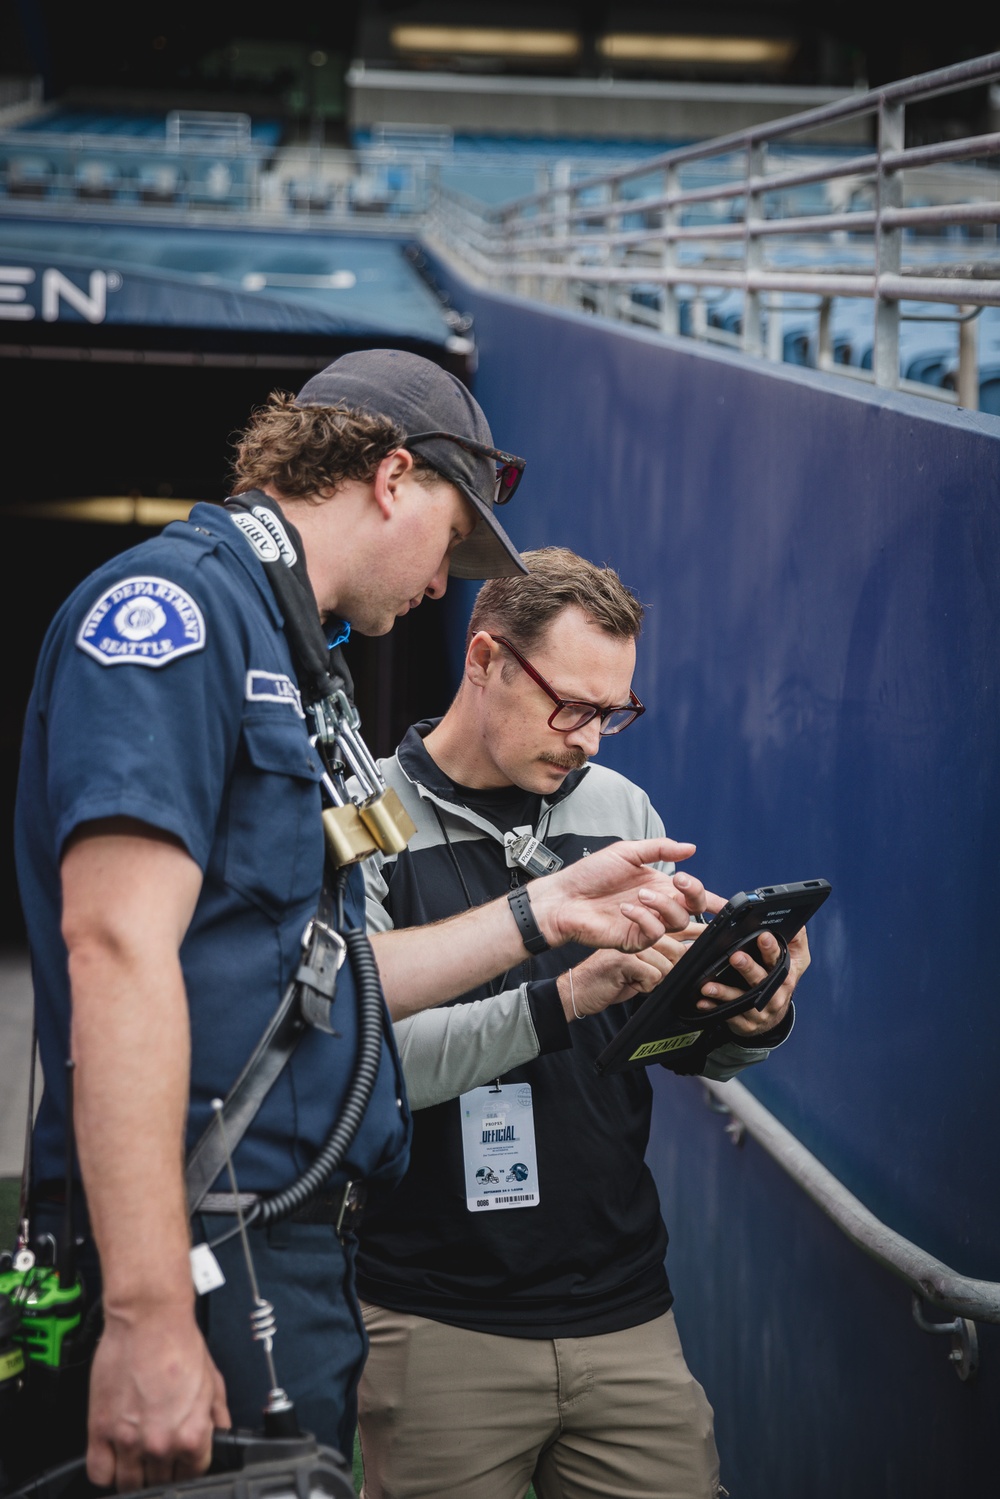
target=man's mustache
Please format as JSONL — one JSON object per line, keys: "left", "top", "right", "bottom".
{"left": 539, "top": 749, "right": 589, "bottom": 771}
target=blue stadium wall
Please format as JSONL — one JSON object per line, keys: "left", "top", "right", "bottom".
{"left": 426, "top": 254, "right": 1000, "bottom": 1498}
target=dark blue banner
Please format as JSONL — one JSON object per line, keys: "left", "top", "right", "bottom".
{"left": 0, "top": 220, "right": 453, "bottom": 342}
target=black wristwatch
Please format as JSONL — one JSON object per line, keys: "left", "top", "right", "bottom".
{"left": 507, "top": 887, "right": 550, "bottom": 956}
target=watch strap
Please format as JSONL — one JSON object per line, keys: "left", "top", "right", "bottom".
{"left": 507, "top": 886, "right": 549, "bottom": 955}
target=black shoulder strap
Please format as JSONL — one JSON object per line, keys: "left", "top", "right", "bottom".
{"left": 185, "top": 888, "right": 347, "bottom": 1215}
{"left": 184, "top": 497, "right": 354, "bottom": 1214}
{"left": 224, "top": 490, "right": 353, "bottom": 706}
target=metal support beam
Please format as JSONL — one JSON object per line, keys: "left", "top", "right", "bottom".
{"left": 958, "top": 306, "right": 980, "bottom": 409}
{"left": 743, "top": 142, "right": 766, "bottom": 357}
{"left": 766, "top": 291, "right": 784, "bottom": 362}
{"left": 602, "top": 182, "right": 619, "bottom": 320}
{"left": 692, "top": 292, "right": 708, "bottom": 340}
{"left": 817, "top": 296, "right": 834, "bottom": 371}
{"left": 659, "top": 164, "right": 680, "bottom": 337}
{"left": 874, "top": 100, "right": 904, "bottom": 389}
{"left": 551, "top": 160, "right": 571, "bottom": 309}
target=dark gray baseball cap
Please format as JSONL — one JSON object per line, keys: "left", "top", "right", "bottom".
{"left": 296, "top": 349, "right": 526, "bottom": 579}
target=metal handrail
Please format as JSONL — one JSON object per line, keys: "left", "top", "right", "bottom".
{"left": 489, "top": 136, "right": 1000, "bottom": 239}
{"left": 426, "top": 52, "right": 1000, "bottom": 408}
{"left": 498, "top": 53, "right": 1000, "bottom": 210}
{"left": 700, "top": 1076, "right": 998, "bottom": 1378}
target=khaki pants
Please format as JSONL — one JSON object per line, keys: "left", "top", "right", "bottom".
{"left": 358, "top": 1303, "right": 721, "bottom": 1499}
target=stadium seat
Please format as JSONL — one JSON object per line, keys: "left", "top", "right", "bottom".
{"left": 286, "top": 177, "right": 334, "bottom": 213}
{"left": 189, "top": 160, "right": 242, "bottom": 208}
{"left": 978, "top": 368, "right": 1000, "bottom": 415}
{"left": 138, "top": 162, "right": 182, "bottom": 204}
{"left": 905, "top": 351, "right": 951, "bottom": 387}
{"left": 4, "top": 153, "right": 52, "bottom": 198}
{"left": 75, "top": 159, "right": 120, "bottom": 201}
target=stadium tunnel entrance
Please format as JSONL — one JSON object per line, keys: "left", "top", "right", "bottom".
{"left": 1, "top": 349, "right": 462, "bottom": 945}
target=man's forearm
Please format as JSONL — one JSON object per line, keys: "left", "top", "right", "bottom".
{"left": 61, "top": 824, "right": 227, "bottom": 1487}
{"left": 394, "top": 987, "right": 542, "bottom": 1108}
{"left": 70, "top": 936, "right": 194, "bottom": 1312}
{"left": 373, "top": 837, "right": 704, "bottom": 1018}
{"left": 61, "top": 822, "right": 205, "bottom": 1315}
{"left": 372, "top": 897, "right": 528, "bottom": 1019}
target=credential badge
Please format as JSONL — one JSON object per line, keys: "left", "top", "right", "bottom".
{"left": 76, "top": 576, "right": 206, "bottom": 668}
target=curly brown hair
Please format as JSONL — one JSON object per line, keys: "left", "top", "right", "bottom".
{"left": 467, "top": 547, "right": 644, "bottom": 660}
{"left": 231, "top": 391, "right": 436, "bottom": 499}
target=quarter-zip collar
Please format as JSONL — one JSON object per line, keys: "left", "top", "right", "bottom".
{"left": 395, "top": 717, "right": 589, "bottom": 847}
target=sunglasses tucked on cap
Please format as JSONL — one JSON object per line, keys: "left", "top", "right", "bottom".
{"left": 296, "top": 349, "right": 527, "bottom": 579}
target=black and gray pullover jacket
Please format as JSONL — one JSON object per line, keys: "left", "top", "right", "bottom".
{"left": 355, "top": 719, "right": 792, "bottom": 1338}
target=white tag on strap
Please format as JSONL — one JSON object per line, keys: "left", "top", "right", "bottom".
{"left": 190, "top": 1242, "right": 226, "bottom": 1295}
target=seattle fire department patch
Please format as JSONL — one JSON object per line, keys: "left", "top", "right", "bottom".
{"left": 76, "top": 576, "right": 206, "bottom": 668}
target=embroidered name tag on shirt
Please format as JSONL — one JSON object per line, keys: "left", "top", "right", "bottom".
{"left": 246, "top": 670, "right": 304, "bottom": 717}
{"left": 76, "top": 576, "right": 206, "bottom": 668}
{"left": 460, "top": 1083, "right": 539, "bottom": 1213}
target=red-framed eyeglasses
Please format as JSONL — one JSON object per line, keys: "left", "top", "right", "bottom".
{"left": 406, "top": 431, "right": 525, "bottom": 506}
{"left": 491, "top": 635, "right": 644, "bottom": 736}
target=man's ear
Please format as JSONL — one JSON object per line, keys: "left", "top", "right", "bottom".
{"left": 466, "top": 631, "right": 498, "bottom": 687}
{"left": 372, "top": 448, "right": 414, "bottom": 520}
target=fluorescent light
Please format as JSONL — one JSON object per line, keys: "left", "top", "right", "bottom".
{"left": 598, "top": 34, "right": 796, "bottom": 66}
{"left": 390, "top": 25, "right": 581, "bottom": 60}
{"left": 6, "top": 497, "right": 199, "bottom": 525}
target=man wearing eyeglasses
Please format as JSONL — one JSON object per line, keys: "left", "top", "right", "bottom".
{"left": 355, "top": 548, "right": 808, "bottom": 1499}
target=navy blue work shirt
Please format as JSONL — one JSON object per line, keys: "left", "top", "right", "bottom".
{"left": 15, "top": 501, "right": 410, "bottom": 1197}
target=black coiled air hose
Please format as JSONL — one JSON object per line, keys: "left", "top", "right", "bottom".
{"left": 248, "top": 926, "right": 385, "bottom": 1227}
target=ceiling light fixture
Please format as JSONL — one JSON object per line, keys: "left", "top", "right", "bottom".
{"left": 5, "top": 497, "right": 198, "bottom": 526}
{"left": 597, "top": 34, "right": 796, "bottom": 65}
{"left": 390, "top": 26, "right": 581, "bottom": 60}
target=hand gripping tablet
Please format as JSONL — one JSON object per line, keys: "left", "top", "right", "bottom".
{"left": 688, "top": 929, "right": 790, "bottom": 1025}
{"left": 594, "top": 880, "right": 830, "bottom": 1075}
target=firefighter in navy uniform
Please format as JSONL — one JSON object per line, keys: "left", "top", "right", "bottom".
{"left": 16, "top": 493, "right": 412, "bottom": 1467}
{"left": 14, "top": 351, "right": 703, "bottom": 1491}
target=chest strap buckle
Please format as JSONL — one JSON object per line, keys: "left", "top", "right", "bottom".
{"left": 297, "top": 921, "right": 347, "bottom": 1034}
